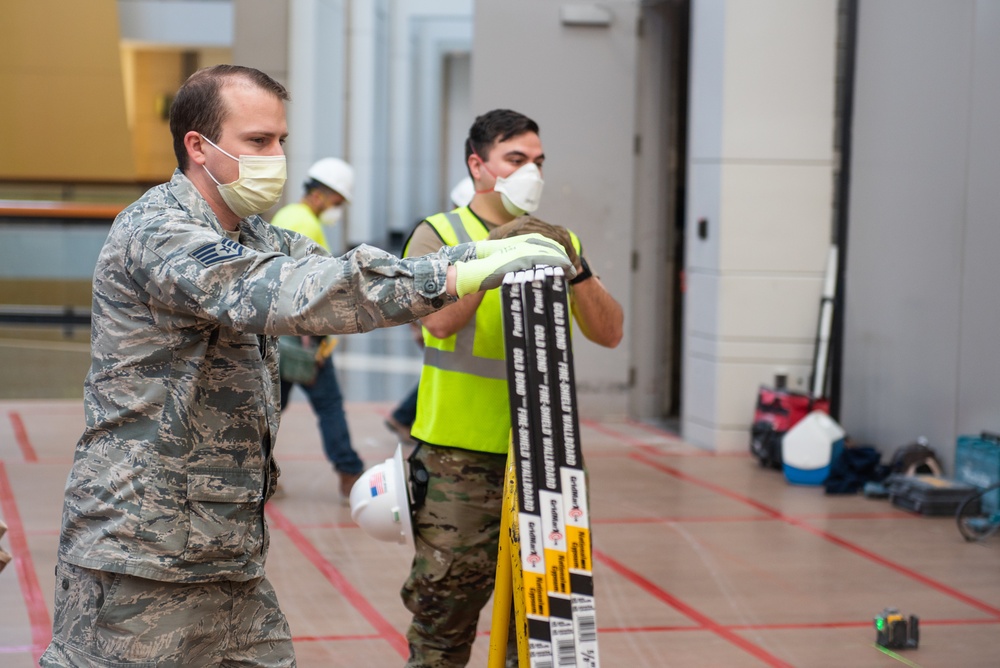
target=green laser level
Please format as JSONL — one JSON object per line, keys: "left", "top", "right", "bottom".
{"left": 874, "top": 608, "right": 919, "bottom": 649}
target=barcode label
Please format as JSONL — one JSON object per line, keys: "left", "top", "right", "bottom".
{"left": 573, "top": 594, "right": 599, "bottom": 667}
{"left": 531, "top": 639, "right": 554, "bottom": 668}
{"left": 573, "top": 596, "right": 598, "bottom": 643}
{"left": 553, "top": 616, "right": 578, "bottom": 666}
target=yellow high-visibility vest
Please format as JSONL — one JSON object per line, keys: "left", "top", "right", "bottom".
{"left": 405, "top": 207, "right": 580, "bottom": 454}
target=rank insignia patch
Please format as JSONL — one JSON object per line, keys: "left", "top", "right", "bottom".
{"left": 191, "top": 238, "right": 245, "bottom": 266}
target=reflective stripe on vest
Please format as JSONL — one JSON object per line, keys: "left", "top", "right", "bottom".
{"left": 421, "top": 211, "right": 506, "bottom": 380}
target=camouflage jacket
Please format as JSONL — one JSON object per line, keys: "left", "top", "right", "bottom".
{"left": 59, "top": 170, "right": 472, "bottom": 583}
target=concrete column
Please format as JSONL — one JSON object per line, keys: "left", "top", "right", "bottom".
{"left": 683, "top": 0, "right": 839, "bottom": 450}
{"left": 285, "top": 0, "right": 349, "bottom": 250}
{"left": 345, "top": 0, "right": 391, "bottom": 246}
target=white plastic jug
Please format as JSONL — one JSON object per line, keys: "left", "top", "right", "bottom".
{"left": 783, "top": 410, "right": 845, "bottom": 484}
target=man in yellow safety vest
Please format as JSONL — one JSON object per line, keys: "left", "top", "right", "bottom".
{"left": 400, "top": 108, "right": 624, "bottom": 667}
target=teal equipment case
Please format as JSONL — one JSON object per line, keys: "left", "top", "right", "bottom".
{"left": 954, "top": 432, "right": 1000, "bottom": 514}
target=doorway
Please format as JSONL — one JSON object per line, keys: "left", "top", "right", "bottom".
{"left": 630, "top": 0, "right": 689, "bottom": 428}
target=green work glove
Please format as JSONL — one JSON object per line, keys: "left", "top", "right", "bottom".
{"left": 453, "top": 233, "right": 573, "bottom": 297}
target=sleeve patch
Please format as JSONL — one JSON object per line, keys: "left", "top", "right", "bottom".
{"left": 190, "top": 238, "right": 245, "bottom": 266}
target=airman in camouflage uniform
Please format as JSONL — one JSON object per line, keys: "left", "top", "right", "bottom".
{"left": 40, "top": 66, "right": 572, "bottom": 667}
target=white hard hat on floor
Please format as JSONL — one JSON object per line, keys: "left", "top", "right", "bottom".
{"left": 307, "top": 158, "right": 354, "bottom": 202}
{"left": 350, "top": 445, "right": 413, "bottom": 544}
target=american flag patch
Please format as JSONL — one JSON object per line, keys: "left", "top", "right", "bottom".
{"left": 369, "top": 471, "right": 387, "bottom": 497}
{"left": 190, "top": 238, "right": 245, "bottom": 266}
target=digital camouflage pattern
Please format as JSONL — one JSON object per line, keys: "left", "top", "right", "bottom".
{"left": 401, "top": 444, "right": 510, "bottom": 668}
{"left": 40, "top": 562, "right": 293, "bottom": 667}
{"left": 57, "top": 170, "right": 474, "bottom": 584}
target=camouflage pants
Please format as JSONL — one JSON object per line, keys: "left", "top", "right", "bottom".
{"left": 401, "top": 444, "right": 517, "bottom": 668}
{"left": 40, "top": 561, "right": 294, "bottom": 667}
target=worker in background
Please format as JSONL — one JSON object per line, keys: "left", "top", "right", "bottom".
{"left": 40, "top": 65, "right": 575, "bottom": 667}
{"left": 270, "top": 158, "right": 363, "bottom": 500}
{"left": 384, "top": 176, "right": 475, "bottom": 445}
{"left": 399, "top": 108, "right": 624, "bottom": 667}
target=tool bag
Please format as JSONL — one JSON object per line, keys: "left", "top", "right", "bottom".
{"left": 824, "top": 445, "right": 889, "bottom": 494}
{"left": 749, "top": 386, "right": 829, "bottom": 469}
{"left": 888, "top": 440, "right": 943, "bottom": 477}
{"left": 277, "top": 336, "right": 320, "bottom": 385}
{"left": 887, "top": 474, "right": 977, "bottom": 516}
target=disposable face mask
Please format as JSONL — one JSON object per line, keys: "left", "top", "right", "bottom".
{"left": 201, "top": 135, "right": 287, "bottom": 219}
{"left": 494, "top": 162, "right": 544, "bottom": 216}
{"left": 320, "top": 205, "right": 343, "bottom": 226}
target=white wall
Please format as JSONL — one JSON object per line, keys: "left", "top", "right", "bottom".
{"left": 684, "top": 0, "right": 839, "bottom": 450}
{"left": 842, "top": 0, "right": 1000, "bottom": 468}
{"left": 471, "top": 0, "right": 639, "bottom": 415}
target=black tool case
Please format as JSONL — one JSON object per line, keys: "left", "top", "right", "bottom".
{"left": 887, "top": 474, "right": 979, "bottom": 516}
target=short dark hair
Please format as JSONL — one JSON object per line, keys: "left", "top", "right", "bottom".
{"left": 465, "top": 109, "right": 540, "bottom": 166}
{"left": 169, "top": 65, "right": 290, "bottom": 171}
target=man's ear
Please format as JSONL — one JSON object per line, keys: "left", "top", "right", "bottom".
{"left": 184, "top": 131, "right": 208, "bottom": 166}
{"left": 468, "top": 153, "right": 485, "bottom": 184}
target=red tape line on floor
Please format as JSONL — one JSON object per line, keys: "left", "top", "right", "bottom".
{"left": 0, "top": 460, "right": 51, "bottom": 662}
{"left": 593, "top": 548, "right": 794, "bottom": 668}
{"left": 264, "top": 503, "right": 410, "bottom": 658}
{"left": 629, "top": 450, "right": 1000, "bottom": 620}
{"left": 8, "top": 411, "right": 38, "bottom": 463}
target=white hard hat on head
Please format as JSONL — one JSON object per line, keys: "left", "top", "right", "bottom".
{"left": 450, "top": 176, "right": 474, "bottom": 208}
{"left": 307, "top": 157, "right": 354, "bottom": 202}
{"left": 350, "top": 445, "right": 413, "bottom": 545}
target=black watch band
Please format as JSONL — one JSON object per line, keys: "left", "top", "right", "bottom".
{"left": 569, "top": 256, "right": 593, "bottom": 285}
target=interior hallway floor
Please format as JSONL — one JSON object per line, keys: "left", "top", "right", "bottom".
{"left": 1, "top": 393, "right": 998, "bottom": 667}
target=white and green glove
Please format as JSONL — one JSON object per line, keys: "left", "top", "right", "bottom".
{"left": 453, "top": 233, "right": 575, "bottom": 297}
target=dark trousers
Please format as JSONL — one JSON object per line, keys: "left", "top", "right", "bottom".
{"left": 280, "top": 355, "right": 363, "bottom": 474}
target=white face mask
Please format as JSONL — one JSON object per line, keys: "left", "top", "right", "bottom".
{"left": 493, "top": 162, "right": 544, "bottom": 216}
{"left": 320, "top": 205, "right": 343, "bottom": 226}
{"left": 200, "top": 135, "right": 287, "bottom": 219}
